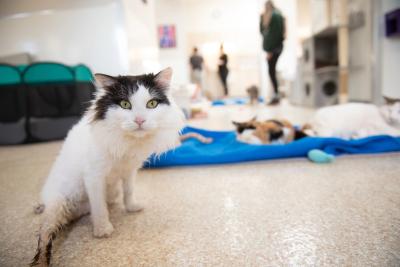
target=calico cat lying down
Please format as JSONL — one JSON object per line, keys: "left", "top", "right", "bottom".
{"left": 31, "top": 68, "right": 185, "bottom": 266}
{"left": 233, "top": 102, "right": 400, "bottom": 145}
{"left": 233, "top": 117, "right": 308, "bottom": 145}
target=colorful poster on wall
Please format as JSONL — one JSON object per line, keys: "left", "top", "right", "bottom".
{"left": 158, "top": 25, "right": 176, "bottom": 48}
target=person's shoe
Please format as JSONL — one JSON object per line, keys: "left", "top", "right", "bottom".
{"left": 267, "top": 96, "right": 280, "bottom": 105}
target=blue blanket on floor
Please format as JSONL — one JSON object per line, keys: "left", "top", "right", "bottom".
{"left": 212, "top": 97, "right": 264, "bottom": 106}
{"left": 145, "top": 126, "right": 400, "bottom": 168}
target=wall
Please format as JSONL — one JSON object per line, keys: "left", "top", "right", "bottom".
{"left": 179, "top": 0, "right": 299, "bottom": 97}
{"left": 0, "top": 0, "right": 300, "bottom": 96}
{"left": 0, "top": 0, "right": 129, "bottom": 75}
{"left": 122, "top": 0, "right": 160, "bottom": 75}
{"left": 179, "top": 0, "right": 261, "bottom": 97}
{"left": 296, "top": 0, "right": 312, "bottom": 41}
{"left": 381, "top": 0, "right": 400, "bottom": 99}
{"left": 154, "top": 0, "right": 188, "bottom": 85}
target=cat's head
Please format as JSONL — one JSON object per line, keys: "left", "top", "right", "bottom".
{"left": 381, "top": 102, "right": 400, "bottom": 127}
{"left": 246, "top": 85, "right": 259, "bottom": 97}
{"left": 91, "top": 68, "right": 184, "bottom": 138}
{"left": 232, "top": 117, "right": 257, "bottom": 133}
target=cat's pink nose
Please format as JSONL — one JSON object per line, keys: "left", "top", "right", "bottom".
{"left": 134, "top": 117, "right": 145, "bottom": 126}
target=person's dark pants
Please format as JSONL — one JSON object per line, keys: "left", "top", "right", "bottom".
{"left": 267, "top": 45, "right": 283, "bottom": 96}
{"left": 218, "top": 67, "right": 229, "bottom": 96}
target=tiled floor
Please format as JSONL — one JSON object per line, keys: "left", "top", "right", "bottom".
{"left": 0, "top": 101, "right": 399, "bottom": 266}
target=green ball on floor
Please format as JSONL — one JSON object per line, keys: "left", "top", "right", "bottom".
{"left": 307, "top": 149, "right": 335, "bottom": 163}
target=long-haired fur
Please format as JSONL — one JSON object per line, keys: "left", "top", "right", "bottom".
{"left": 30, "top": 68, "right": 184, "bottom": 266}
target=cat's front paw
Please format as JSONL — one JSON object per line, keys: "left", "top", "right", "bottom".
{"left": 125, "top": 203, "right": 144, "bottom": 213}
{"left": 93, "top": 221, "right": 114, "bottom": 238}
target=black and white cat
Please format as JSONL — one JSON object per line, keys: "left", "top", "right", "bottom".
{"left": 31, "top": 68, "right": 184, "bottom": 266}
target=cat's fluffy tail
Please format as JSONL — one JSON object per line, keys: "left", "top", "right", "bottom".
{"left": 30, "top": 200, "right": 70, "bottom": 267}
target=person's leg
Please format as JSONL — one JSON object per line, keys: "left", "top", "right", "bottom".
{"left": 267, "top": 49, "right": 282, "bottom": 104}
{"left": 218, "top": 69, "right": 223, "bottom": 88}
{"left": 267, "top": 53, "right": 279, "bottom": 95}
{"left": 192, "top": 70, "right": 202, "bottom": 100}
{"left": 222, "top": 70, "right": 229, "bottom": 95}
{"left": 218, "top": 69, "right": 228, "bottom": 96}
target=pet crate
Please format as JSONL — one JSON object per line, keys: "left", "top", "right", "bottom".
{"left": 0, "top": 64, "right": 27, "bottom": 145}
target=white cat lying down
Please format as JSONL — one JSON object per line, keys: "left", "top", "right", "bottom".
{"left": 304, "top": 102, "right": 400, "bottom": 139}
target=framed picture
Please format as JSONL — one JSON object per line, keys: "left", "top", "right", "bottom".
{"left": 158, "top": 25, "right": 176, "bottom": 48}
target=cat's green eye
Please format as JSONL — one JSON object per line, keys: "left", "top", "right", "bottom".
{"left": 120, "top": 100, "right": 131, "bottom": 109}
{"left": 146, "top": 99, "right": 159, "bottom": 109}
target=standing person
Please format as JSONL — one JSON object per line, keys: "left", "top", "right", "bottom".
{"left": 189, "top": 47, "right": 204, "bottom": 99}
{"left": 260, "top": 0, "right": 285, "bottom": 105}
{"left": 218, "top": 44, "right": 229, "bottom": 96}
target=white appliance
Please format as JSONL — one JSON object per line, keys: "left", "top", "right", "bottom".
{"left": 292, "top": 67, "right": 339, "bottom": 107}
{"left": 314, "top": 67, "right": 339, "bottom": 106}
{"left": 291, "top": 27, "right": 339, "bottom": 107}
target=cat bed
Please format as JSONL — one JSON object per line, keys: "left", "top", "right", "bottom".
{"left": 0, "top": 64, "right": 27, "bottom": 145}
{"left": 145, "top": 126, "right": 400, "bottom": 168}
{"left": 212, "top": 97, "right": 264, "bottom": 106}
{"left": 23, "top": 62, "right": 83, "bottom": 141}
{"left": 74, "top": 64, "right": 94, "bottom": 82}
{"left": 0, "top": 62, "right": 95, "bottom": 144}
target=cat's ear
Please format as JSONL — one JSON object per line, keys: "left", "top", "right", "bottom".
{"left": 94, "top": 73, "right": 117, "bottom": 88}
{"left": 232, "top": 121, "right": 240, "bottom": 126}
{"left": 384, "top": 96, "right": 396, "bottom": 104}
{"left": 154, "top": 67, "right": 173, "bottom": 89}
